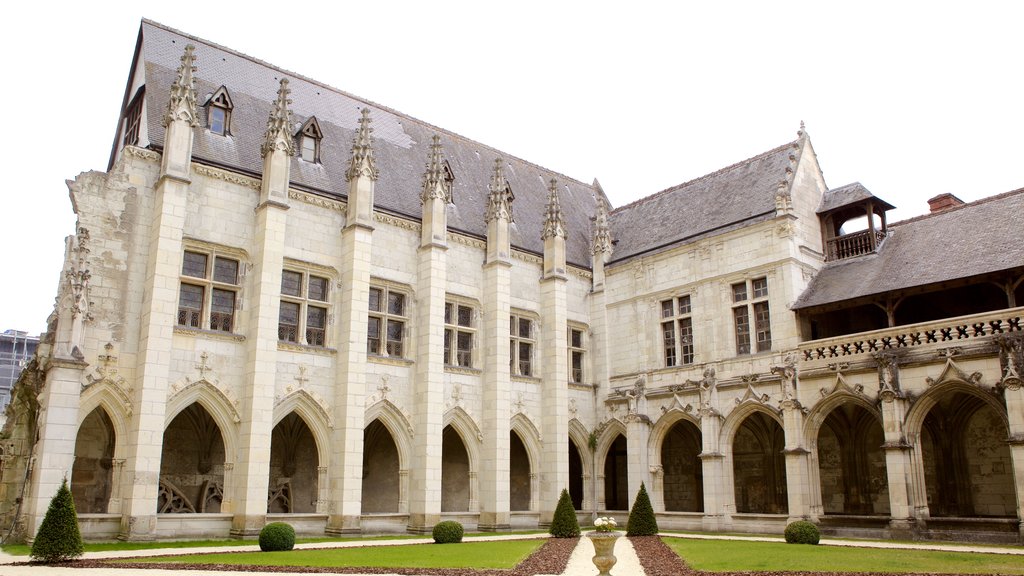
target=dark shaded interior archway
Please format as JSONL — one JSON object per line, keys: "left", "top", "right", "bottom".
{"left": 568, "top": 440, "right": 584, "bottom": 510}
{"left": 159, "top": 403, "right": 225, "bottom": 513}
{"left": 603, "top": 434, "right": 628, "bottom": 510}
{"left": 71, "top": 407, "right": 115, "bottom": 513}
{"left": 362, "top": 419, "right": 400, "bottom": 513}
{"left": 510, "top": 431, "right": 530, "bottom": 511}
{"left": 732, "top": 412, "right": 787, "bottom": 514}
{"left": 816, "top": 404, "right": 888, "bottom": 515}
{"left": 442, "top": 425, "right": 470, "bottom": 512}
{"left": 920, "top": 391, "right": 1015, "bottom": 517}
{"left": 662, "top": 420, "right": 703, "bottom": 512}
{"left": 269, "top": 413, "right": 318, "bottom": 513}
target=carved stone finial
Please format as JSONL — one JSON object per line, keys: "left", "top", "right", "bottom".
{"left": 261, "top": 78, "right": 295, "bottom": 158}
{"left": 485, "top": 158, "right": 511, "bottom": 223}
{"left": 163, "top": 44, "right": 199, "bottom": 128}
{"left": 541, "top": 178, "right": 566, "bottom": 240}
{"left": 421, "top": 134, "right": 450, "bottom": 204}
{"left": 592, "top": 195, "right": 612, "bottom": 255}
{"left": 797, "top": 120, "right": 807, "bottom": 140}
{"left": 346, "top": 108, "right": 379, "bottom": 182}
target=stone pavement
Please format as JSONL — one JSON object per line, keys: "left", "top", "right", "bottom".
{"left": 1, "top": 531, "right": 1022, "bottom": 575}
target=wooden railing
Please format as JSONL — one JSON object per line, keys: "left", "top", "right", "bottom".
{"left": 826, "top": 229, "right": 886, "bottom": 261}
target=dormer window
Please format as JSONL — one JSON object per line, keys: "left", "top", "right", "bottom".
{"left": 205, "top": 86, "right": 233, "bottom": 136}
{"left": 298, "top": 117, "right": 323, "bottom": 163}
{"left": 442, "top": 160, "right": 455, "bottom": 203}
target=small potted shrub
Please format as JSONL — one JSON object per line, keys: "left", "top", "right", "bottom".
{"left": 432, "top": 520, "right": 464, "bottom": 544}
{"left": 259, "top": 522, "right": 296, "bottom": 551}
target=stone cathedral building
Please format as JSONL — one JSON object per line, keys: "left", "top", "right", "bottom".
{"left": 2, "top": 20, "right": 1022, "bottom": 543}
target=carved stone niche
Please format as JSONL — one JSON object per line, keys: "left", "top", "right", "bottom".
{"left": 996, "top": 335, "right": 1024, "bottom": 391}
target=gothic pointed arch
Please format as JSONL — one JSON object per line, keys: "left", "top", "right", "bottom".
{"left": 442, "top": 406, "right": 482, "bottom": 467}
{"left": 72, "top": 407, "right": 116, "bottom": 513}
{"left": 649, "top": 408, "right": 701, "bottom": 460}
{"left": 297, "top": 116, "right": 323, "bottom": 163}
{"left": 567, "top": 418, "right": 592, "bottom": 510}
{"left": 510, "top": 413, "right": 541, "bottom": 469}
{"left": 803, "top": 379, "right": 879, "bottom": 441}
{"left": 727, "top": 406, "right": 788, "bottom": 514}
{"left": 650, "top": 409, "right": 703, "bottom": 513}
{"left": 364, "top": 399, "right": 413, "bottom": 467}
{"left": 905, "top": 368, "right": 1006, "bottom": 435}
{"left": 269, "top": 412, "right": 319, "bottom": 513}
{"left": 720, "top": 401, "right": 783, "bottom": 447}
{"left": 441, "top": 421, "right": 474, "bottom": 513}
{"left": 274, "top": 389, "right": 332, "bottom": 467}
{"left": 165, "top": 379, "right": 239, "bottom": 461}
{"left": 813, "top": 400, "right": 889, "bottom": 515}
{"left": 78, "top": 382, "right": 131, "bottom": 444}
{"left": 204, "top": 85, "right": 233, "bottom": 135}
{"left": 160, "top": 402, "right": 228, "bottom": 514}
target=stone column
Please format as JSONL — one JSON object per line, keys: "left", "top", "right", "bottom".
{"left": 697, "top": 369, "right": 727, "bottom": 530}
{"left": 625, "top": 410, "right": 651, "bottom": 506}
{"left": 407, "top": 136, "right": 449, "bottom": 533}
{"left": 539, "top": 179, "right": 569, "bottom": 525}
{"left": 326, "top": 109, "right": 378, "bottom": 534}
{"left": 478, "top": 158, "right": 513, "bottom": 531}
{"left": 997, "top": 337, "right": 1024, "bottom": 540}
{"left": 874, "top": 353, "right": 915, "bottom": 538}
{"left": 231, "top": 80, "right": 295, "bottom": 536}
{"left": 118, "top": 45, "right": 198, "bottom": 540}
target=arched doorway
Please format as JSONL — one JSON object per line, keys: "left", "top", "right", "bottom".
{"left": 362, "top": 419, "right": 400, "bottom": 513}
{"left": 732, "top": 412, "right": 787, "bottom": 514}
{"left": 71, "top": 407, "right": 115, "bottom": 513}
{"left": 921, "top": 392, "right": 1015, "bottom": 517}
{"left": 269, "top": 413, "right": 319, "bottom": 513}
{"left": 817, "top": 403, "right": 888, "bottom": 515}
{"left": 442, "top": 425, "right": 470, "bottom": 512}
{"left": 510, "top": 431, "right": 531, "bottom": 511}
{"left": 568, "top": 440, "right": 584, "bottom": 510}
{"left": 603, "top": 434, "right": 628, "bottom": 510}
{"left": 662, "top": 420, "right": 703, "bottom": 512}
{"left": 159, "top": 403, "right": 225, "bottom": 513}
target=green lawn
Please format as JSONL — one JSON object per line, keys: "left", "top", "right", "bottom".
{"left": 1, "top": 534, "right": 424, "bottom": 556}
{"left": 665, "top": 538, "right": 1024, "bottom": 574}
{"left": 124, "top": 539, "right": 543, "bottom": 569}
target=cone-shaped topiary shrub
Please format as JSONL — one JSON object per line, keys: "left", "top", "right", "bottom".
{"left": 30, "top": 478, "right": 84, "bottom": 563}
{"left": 549, "top": 488, "right": 581, "bottom": 538}
{"left": 259, "top": 522, "right": 296, "bottom": 551}
{"left": 626, "top": 482, "right": 658, "bottom": 536}
{"left": 432, "top": 520, "right": 464, "bottom": 543}
{"left": 784, "top": 520, "right": 820, "bottom": 544}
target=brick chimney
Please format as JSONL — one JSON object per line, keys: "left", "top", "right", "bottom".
{"left": 927, "top": 193, "right": 965, "bottom": 213}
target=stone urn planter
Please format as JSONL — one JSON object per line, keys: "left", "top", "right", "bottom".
{"left": 586, "top": 531, "right": 621, "bottom": 576}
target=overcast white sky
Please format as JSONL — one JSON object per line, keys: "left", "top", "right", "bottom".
{"left": 2, "top": 1, "right": 1022, "bottom": 335}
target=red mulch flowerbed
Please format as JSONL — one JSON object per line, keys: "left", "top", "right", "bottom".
{"left": 33, "top": 537, "right": 578, "bottom": 576}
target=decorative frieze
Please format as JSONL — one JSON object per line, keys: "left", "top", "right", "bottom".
{"left": 288, "top": 189, "right": 345, "bottom": 211}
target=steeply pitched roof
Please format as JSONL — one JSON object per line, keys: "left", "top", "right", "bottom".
{"left": 793, "top": 188, "right": 1024, "bottom": 310}
{"left": 817, "top": 182, "right": 894, "bottom": 215}
{"left": 134, "top": 21, "right": 598, "bottom": 266}
{"left": 607, "top": 141, "right": 799, "bottom": 263}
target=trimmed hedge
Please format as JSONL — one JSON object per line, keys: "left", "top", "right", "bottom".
{"left": 626, "top": 482, "right": 658, "bottom": 536}
{"left": 30, "top": 478, "right": 84, "bottom": 563}
{"left": 259, "top": 522, "right": 296, "bottom": 551}
{"left": 549, "top": 488, "right": 581, "bottom": 538}
{"left": 432, "top": 520, "right": 464, "bottom": 544}
{"left": 784, "top": 520, "right": 821, "bottom": 545}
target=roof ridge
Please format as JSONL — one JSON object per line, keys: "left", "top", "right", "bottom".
{"left": 609, "top": 140, "right": 798, "bottom": 215}
{"left": 889, "top": 186, "right": 1024, "bottom": 228}
{"left": 141, "top": 19, "right": 598, "bottom": 193}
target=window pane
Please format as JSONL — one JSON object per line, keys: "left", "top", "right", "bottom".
{"left": 519, "top": 318, "right": 531, "bottom": 338}
{"left": 732, "top": 282, "right": 748, "bottom": 303}
{"left": 571, "top": 351, "right": 584, "bottom": 383}
{"left": 457, "top": 331, "right": 472, "bottom": 367}
{"left": 308, "top": 275, "right": 328, "bottom": 301}
{"left": 754, "top": 301, "right": 772, "bottom": 352}
{"left": 519, "top": 342, "right": 532, "bottom": 376}
{"left": 752, "top": 277, "right": 769, "bottom": 299}
{"left": 387, "top": 292, "right": 405, "bottom": 316}
{"left": 677, "top": 295, "right": 691, "bottom": 315}
{"left": 444, "top": 328, "right": 453, "bottom": 364}
{"left": 663, "top": 321, "right": 677, "bottom": 367}
{"left": 209, "top": 106, "right": 226, "bottom": 135}
{"left": 213, "top": 257, "right": 238, "bottom": 284}
{"left": 509, "top": 316, "right": 516, "bottom": 335}
{"left": 182, "top": 251, "right": 208, "bottom": 278}
{"left": 445, "top": 303, "right": 453, "bottom": 324}
{"left": 386, "top": 320, "right": 404, "bottom": 356}
{"left": 278, "top": 302, "right": 299, "bottom": 342}
{"left": 301, "top": 135, "right": 317, "bottom": 162}
{"left": 178, "top": 284, "right": 204, "bottom": 327}
{"left": 369, "top": 288, "right": 382, "bottom": 312}
{"left": 661, "top": 299, "right": 674, "bottom": 319}
{"left": 679, "top": 317, "right": 694, "bottom": 364}
{"left": 457, "top": 305, "right": 472, "bottom": 327}
{"left": 510, "top": 338, "right": 515, "bottom": 372}
{"left": 210, "top": 288, "right": 235, "bottom": 332}
{"left": 571, "top": 328, "right": 583, "bottom": 349}
{"left": 367, "top": 316, "right": 381, "bottom": 355}
{"left": 306, "top": 306, "right": 326, "bottom": 346}
{"left": 281, "top": 270, "right": 302, "bottom": 296}
{"left": 734, "top": 306, "right": 751, "bottom": 355}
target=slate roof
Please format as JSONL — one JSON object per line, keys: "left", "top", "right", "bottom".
{"left": 130, "top": 21, "right": 598, "bottom": 267}
{"left": 608, "top": 141, "right": 799, "bottom": 263}
{"left": 793, "top": 188, "right": 1024, "bottom": 310}
{"left": 817, "top": 182, "right": 894, "bottom": 215}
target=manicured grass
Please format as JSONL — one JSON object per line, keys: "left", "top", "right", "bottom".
{"left": 0, "top": 534, "right": 423, "bottom": 556}
{"left": 125, "top": 539, "right": 543, "bottom": 569}
{"left": 665, "top": 538, "right": 1024, "bottom": 574}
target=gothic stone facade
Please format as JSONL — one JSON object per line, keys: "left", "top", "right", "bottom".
{"left": 2, "top": 20, "right": 1022, "bottom": 542}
